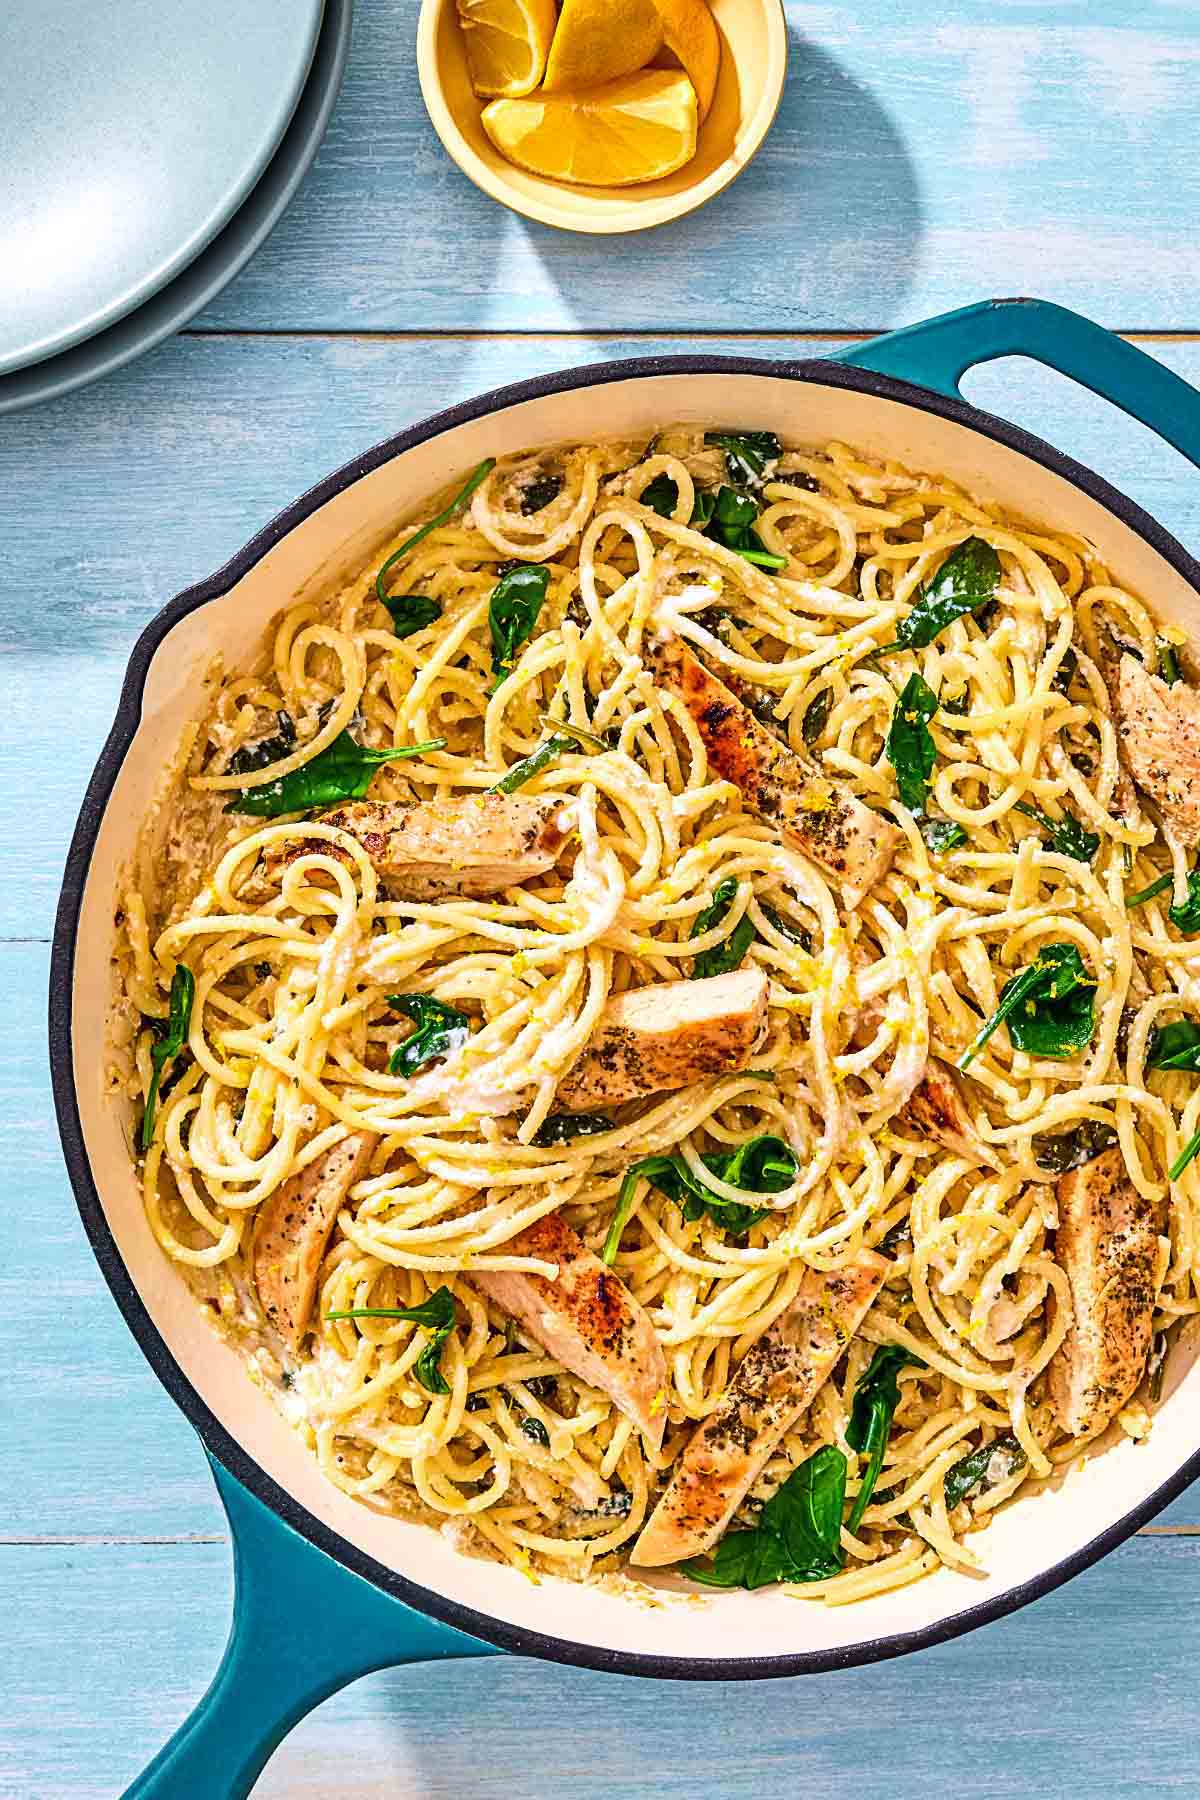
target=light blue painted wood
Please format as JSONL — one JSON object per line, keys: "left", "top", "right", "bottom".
{"left": 1, "top": 332, "right": 1199, "bottom": 943}
{"left": 188, "top": 0, "right": 1200, "bottom": 333}
{"left": 4, "top": 1535, "right": 1200, "bottom": 1800}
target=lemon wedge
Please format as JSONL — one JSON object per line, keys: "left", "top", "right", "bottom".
{"left": 543, "top": 0, "right": 663, "bottom": 92}
{"left": 653, "top": 0, "right": 721, "bottom": 121}
{"left": 456, "top": 0, "right": 557, "bottom": 99}
{"left": 481, "top": 69, "right": 699, "bottom": 188}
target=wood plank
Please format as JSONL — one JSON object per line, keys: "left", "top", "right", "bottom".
{"left": 3, "top": 1535, "right": 1199, "bottom": 1799}
{"left": 187, "top": 0, "right": 1200, "bottom": 332}
{"left": 3, "top": 331, "right": 1199, "bottom": 942}
{"left": 7, "top": 935, "right": 1200, "bottom": 1542}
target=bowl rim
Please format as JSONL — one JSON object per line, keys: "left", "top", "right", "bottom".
{"left": 50, "top": 348, "right": 1200, "bottom": 1680}
{"left": 415, "top": 0, "right": 789, "bottom": 235}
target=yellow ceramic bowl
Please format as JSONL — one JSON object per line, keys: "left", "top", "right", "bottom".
{"left": 416, "top": 0, "right": 788, "bottom": 234}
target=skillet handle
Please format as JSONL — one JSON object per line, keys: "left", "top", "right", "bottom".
{"left": 122, "top": 1454, "right": 497, "bottom": 1800}
{"left": 834, "top": 297, "right": 1200, "bottom": 469}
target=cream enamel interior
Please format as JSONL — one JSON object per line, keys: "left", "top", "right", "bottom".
{"left": 72, "top": 369, "right": 1200, "bottom": 1664}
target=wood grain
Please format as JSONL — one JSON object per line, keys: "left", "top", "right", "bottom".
{"left": 185, "top": 0, "right": 1200, "bottom": 333}
{"left": 4, "top": 1535, "right": 1200, "bottom": 1799}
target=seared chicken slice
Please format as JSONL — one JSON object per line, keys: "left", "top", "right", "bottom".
{"left": 1111, "top": 652, "right": 1200, "bottom": 847}
{"left": 631, "top": 1252, "right": 889, "bottom": 1567}
{"left": 646, "top": 634, "right": 901, "bottom": 907}
{"left": 1048, "top": 1145, "right": 1168, "bottom": 1439}
{"left": 253, "top": 1132, "right": 374, "bottom": 1349}
{"left": 473, "top": 1212, "right": 668, "bottom": 1449}
{"left": 898, "top": 1059, "right": 999, "bottom": 1168}
{"left": 555, "top": 967, "right": 768, "bottom": 1113}
{"left": 262, "top": 795, "right": 569, "bottom": 897}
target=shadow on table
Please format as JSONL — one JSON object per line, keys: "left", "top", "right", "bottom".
{"left": 516, "top": 27, "right": 925, "bottom": 335}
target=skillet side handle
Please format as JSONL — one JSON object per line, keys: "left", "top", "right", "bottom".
{"left": 122, "top": 1455, "right": 496, "bottom": 1800}
{"left": 834, "top": 298, "right": 1200, "bottom": 469}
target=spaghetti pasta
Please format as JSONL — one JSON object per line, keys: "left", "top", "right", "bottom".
{"left": 113, "top": 426, "right": 1200, "bottom": 1601}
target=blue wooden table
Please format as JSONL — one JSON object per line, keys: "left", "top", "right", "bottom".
{"left": 3, "top": 3, "right": 1199, "bottom": 1794}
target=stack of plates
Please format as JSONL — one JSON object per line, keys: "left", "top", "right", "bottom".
{"left": 0, "top": 0, "right": 352, "bottom": 413}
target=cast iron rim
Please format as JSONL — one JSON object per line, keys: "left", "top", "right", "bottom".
{"left": 49, "top": 348, "right": 1200, "bottom": 1680}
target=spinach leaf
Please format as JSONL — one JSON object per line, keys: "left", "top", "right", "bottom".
{"left": 691, "top": 489, "right": 716, "bottom": 528}
{"left": 326, "top": 1286, "right": 457, "bottom": 1395}
{"left": 886, "top": 673, "right": 939, "bottom": 814}
{"left": 1170, "top": 1128, "right": 1200, "bottom": 1181}
{"left": 876, "top": 537, "right": 1001, "bottom": 654}
{"left": 383, "top": 593, "right": 441, "bottom": 640}
{"left": 760, "top": 902, "right": 813, "bottom": 951}
{"left": 531, "top": 1112, "right": 613, "bottom": 1146}
{"left": 1148, "top": 1330, "right": 1170, "bottom": 1403}
{"left": 387, "top": 994, "right": 471, "bottom": 1076}
{"left": 703, "top": 429, "right": 782, "bottom": 487}
{"left": 603, "top": 1134, "right": 796, "bottom": 1263}
{"left": 958, "top": 942, "right": 1096, "bottom": 1070}
{"left": 1032, "top": 1119, "right": 1118, "bottom": 1174}
{"left": 1147, "top": 1019, "right": 1200, "bottom": 1072}
{"left": 140, "top": 964, "right": 195, "bottom": 1150}
{"left": 1050, "top": 646, "right": 1078, "bottom": 695}
{"left": 1158, "top": 636, "right": 1183, "bottom": 685}
{"left": 846, "top": 1345, "right": 924, "bottom": 1533}
{"left": 707, "top": 485, "right": 787, "bottom": 570}
{"left": 641, "top": 472, "right": 682, "bottom": 517}
{"left": 920, "top": 815, "right": 968, "bottom": 855}
{"left": 489, "top": 733, "right": 575, "bottom": 795}
{"left": 1170, "top": 870, "right": 1200, "bottom": 933}
{"left": 226, "top": 712, "right": 296, "bottom": 777}
{"left": 1014, "top": 801, "right": 1100, "bottom": 863}
{"left": 802, "top": 688, "right": 833, "bottom": 746}
{"left": 690, "top": 876, "right": 754, "bottom": 978}
{"left": 520, "top": 1415, "right": 551, "bottom": 1447}
{"left": 376, "top": 458, "right": 495, "bottom": 606}
{"left": 228, "top": 730, "right": 445, "bottom": 817}
{"left": 682, "top": 1444, "right": 847, "bottom": 1589}
{"left": 537, "top": 712, "right": 610, "bottom": 752}
{"left": 521, "top": 472, "right": 562, "bottom": 514}
{"left": 943, "top": 1432, "right": 1027, "bottom": 1511}
{"left": 490, "top": 563, "right": 551, "bottom": 687}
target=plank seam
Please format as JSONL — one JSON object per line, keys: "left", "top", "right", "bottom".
{"left": 179, "top": 328, "right": 1200, "bottom": 345}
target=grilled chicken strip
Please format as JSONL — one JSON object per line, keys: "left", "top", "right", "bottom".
{"left": 473, "top": 1213, "right": 668, "bottom": 1449}
{"left": 1110, "top": 652, "right": 1200, "bottom": 847}
{"left": 645, "top": 634, "right": 901, "bottom": 907}
{"left": 253, "top": 1132, "right": 374, "bottom": 1349}
{"left": 1048, "top": 1145, "right": 1168, "bottom": 1439}
{"left": 262, "top": 795, "right": 569, "bottom": 897}
{"left": 898, "top": 1059, "right": 999, "bottom": 1168}
{"left": 631, "top": 1252, "right": 889, "bottom": 1567}
{"left": 555, "top": 967, "right": 768, "bottom": 1113}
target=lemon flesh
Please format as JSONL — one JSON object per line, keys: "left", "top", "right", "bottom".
{"left": 543, "top": 0, "right": 664, "bottom": 92}
{"left": 482, "top": 69, "right": 699, "bottom": 188}
{"left": 457, "top": 0, "right": 557, "bottom": 99}
{"left": 653, "top": 0, "right": 721, "bottom": 121}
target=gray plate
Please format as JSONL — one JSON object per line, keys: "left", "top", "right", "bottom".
{"left": 0, "top": 0, "right": 325, "bottom": 374}
{"left": 0, "top": 0, "right": 351, "bottom": 415}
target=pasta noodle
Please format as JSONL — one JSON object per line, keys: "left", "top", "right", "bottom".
{"left": 112, "top": 426, "right": 1200, "bottom": 1602}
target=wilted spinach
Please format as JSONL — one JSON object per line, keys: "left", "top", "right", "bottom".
{"left": 489, "top": 733, "right": 575, "bottom": 795}
{"left": 1126, "top": 864, "right": 1200, "bottom": 933}
{"left": 690, "top": 876, "right": 754, "bottom": 978}
{"left": 875, "top": 538, "right": 1001, "bottom": 655}
{"left": 326, "top": 1286, "right": 457, "bottom": 1395}
{"left": 1158, "top": 636, "right": 1183, "bottom": 685}
{"left": 703, "top": 429, "right": 782, "bottom": 487}
{"left": 520, "top": 1415, "right": 551, "bottom": 1447}
{"left": 1147, "top": 1019, "right": 1200, "bottom": 1073}
{"left": 490, "top": 563, "right": 551, "bottom": 688}
{"left": 376, "top": 458, "right": 495, "bottom": 609}
{"left": 387, "top": 994, "right": 471, "bottom": 1076}
{"left": 140, "top": 964, "right": 195, "bottom": 1150}
{"left": 682, "top": 1445, "right": 848, "bottom": 1589}
{"left": 846, "top": 1345, "right": 924, "bottom": 1533}
{"left": 382, "top": 592, "right": 442, "bottom": 640}
{"left": 1032, "top": 1119, "right": 1118, "bottom": 1174}
{"left": 759, "top": 902, "right": 813, "bottom": 951}
{"left": 521, "top": 472, "right": 563, "bottom": 514}
{"left": 226, "top": 712, "right": 296, "bottom": 777}
{"left": 802, "top": 688, "right": 834, "bottom": 746}
{"left": 959, "top": 942, "right": 1096, "bottom": 1070}
{"left": 1014, "top": 801, "right": 1100, "bottom": 863}
{"left": 532, "top": 1112, "right": 613, "bottom": 1146}
{"left": 227, "top": 730, "right": 445, "bottom": 817}
{"left": 943, "top": 1432, "right": 1027, "bottom": 1510}
{"left": 886, "top": 673, "right": 939, "bottom": 814}
{"left": 603, "top": 1135, "right": 797, "bottom": 1264}
{"left": 920, "top": 816, "right": 968, "bottom": 855}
